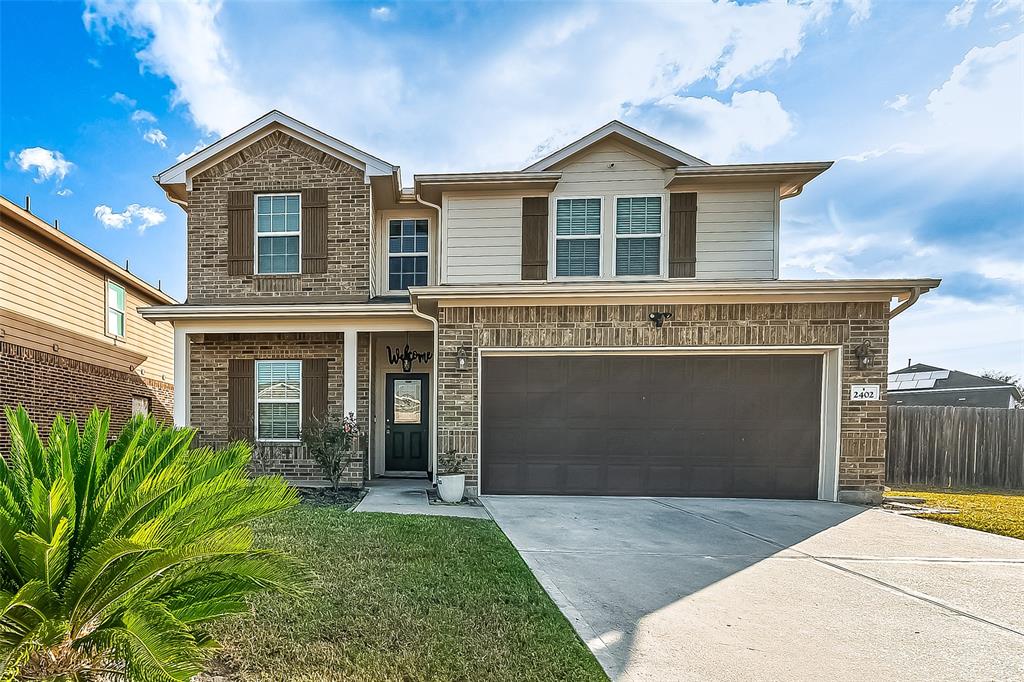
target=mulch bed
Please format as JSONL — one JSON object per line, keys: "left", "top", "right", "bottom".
{"left": 295, "top": 486, "right": 365, "bottom": 507}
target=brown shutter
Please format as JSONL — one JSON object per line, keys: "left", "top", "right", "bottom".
{"left": 669, "top": 192, "right": 697, "bottom": 278}
{"left": 521, "top": 196, "right": 549, "bottom": 280}
{"left": 227, "top": 359, "right": 254, "bottom": 441}
{"left": 301, "top": 188, "right": 329, "bottom": 274}
{"left": 302, "top": 358, "right": 329, "bottom": 428}
{"left": 227, "top": 190, "right": 254, "bottom": 275}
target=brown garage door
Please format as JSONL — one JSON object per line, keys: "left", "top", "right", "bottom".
{"left": 481, "top": 354, "right": 822, "bottom": 498}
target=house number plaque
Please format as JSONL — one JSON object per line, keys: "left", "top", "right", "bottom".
{"left": 850, "top": 384, "right": 881, "bottom": 401}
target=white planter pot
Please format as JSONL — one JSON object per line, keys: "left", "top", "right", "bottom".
{"left": 437, "top": 473, "right": 465, "bottom": 503}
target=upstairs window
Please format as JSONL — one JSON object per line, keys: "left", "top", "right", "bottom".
{"left": 554, "top": 198, "right": 601, "bottom": 277}
{"left": 255, "top": 360, "right": 301, "bottom": 441}
{"left": 388, "top": 219, "right": 428, "bottom": 291}
{"left": 615, "top": 196, "right": 662, "bottom": 276}
{"left": 256, "top": 194, "right": 300, "bottom": 274}
{"left": 106, "top": 281, "right": 126, "bottom": 337}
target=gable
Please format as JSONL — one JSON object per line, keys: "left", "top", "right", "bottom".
{"left": 193, "top": 130, "right": 364, "bottom": 183}
{"left": 552, "top": 139, "right": 670, "bottom": 195}
{"left": 524, "top": 120, "right": 708, "bottom": 172}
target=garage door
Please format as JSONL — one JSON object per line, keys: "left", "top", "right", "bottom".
{"left": 481, "top": 354, "right": 822, "bottom": 498}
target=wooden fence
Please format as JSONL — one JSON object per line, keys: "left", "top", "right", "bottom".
{"left": 886, "top": 406, "right": 1024, "bottom": 489}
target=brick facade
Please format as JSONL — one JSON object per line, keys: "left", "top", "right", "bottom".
{"left": 188, "top": 332, "right": 370, "bottom": 487}
{"left": 434, "top": 302, "right": 889, "bottom": 502}
{"left": 187, "top": 130, "right": 371, "bottom": 304}
{"left": 0, "top": 341, "right": 173, "bottom": 453}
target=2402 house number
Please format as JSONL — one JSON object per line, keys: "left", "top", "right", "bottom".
{"left": 850, "top": 384, "right": 881, "bottom": 400}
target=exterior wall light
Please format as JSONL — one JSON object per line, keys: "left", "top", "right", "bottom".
{"left": 854, "top": 340, "right": 876, "bottom": 370}
{"left": 649, "top": 311, "right": 673, "bottom": 328}
{"left": 456, "top": 345, "right": 469, "bottom": 371}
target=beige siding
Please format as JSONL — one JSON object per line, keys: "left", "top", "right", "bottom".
{"left": 0, "top": 223, "right": 174, "bottom": 381}
{"left": 696, "top": 188, "right": 777, "bottom": 280}
{"left": 442, "top": 195, "right": 523, "bottom": 283}
{"left": 438, "top": 140, "right": 780, "bottom": 283}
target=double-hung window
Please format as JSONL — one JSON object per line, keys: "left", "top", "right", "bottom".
{"left": 615, "top": 196, "right": 662, "bottom": 277}
{"left": 387, "top": 219, "right": 428, "bottom": 291}
{"left": 255, "top": 360, "right": 301, "bottom": 441}
{"left": 256, "top": 194, "right": 300, "bottom": 275}
{"left": 554, "top": 198, "right": 601, "bottom": 277}
{"left": 106, "top": 281, "right": 126, "bottom": 337}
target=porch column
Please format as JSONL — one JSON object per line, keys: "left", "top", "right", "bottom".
{"left": 172, "top": 326, "right": 189, "bottom": 427}
{"left": 343, "top": 330, "right": 358, "bottom": 419}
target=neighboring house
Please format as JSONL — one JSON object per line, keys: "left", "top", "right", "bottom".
{"left": 0, "top": 196, "right": 176, "bottom": 449}
{"left": 889, "top": 363, "right": 1021, "bottom": 408}
{"left": 140, "top": 111, "right": 939, "bottom": 503}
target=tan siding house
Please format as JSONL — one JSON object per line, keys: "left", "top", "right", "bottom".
{"left": 0, "top": 196, "right": 175, "bottom": 448}
{"left": 142, "top": 112, "right": 939, "bottom": 504}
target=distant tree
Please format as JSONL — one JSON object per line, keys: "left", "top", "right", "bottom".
{"left": 981, "top": 370, "right": 1023, "bottom": 408}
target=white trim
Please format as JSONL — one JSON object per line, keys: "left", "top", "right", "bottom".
{"left": 549, "top": 195, "right": 605, "bottom": 281}
{"left": 610, "top": 193, "right": 668, "bottom": 280}
{"left": 476, "top": 345, "right": 843, "bottom": 502}
{"left": 254, "top": 192, "right": 301, "bottom": 276}
{"left": 524, "top": 120, "right": 709, "bottom": 171}
{"left": 155, "top": 110, "right": 394, "bottom": 188}
{"left": 105, "top": 279, "right": 127, "bottom": 338}
{"left": 254, "top": 359, "right": 302, "bottom": 443}
{"left": 173, "top": 327, "right": 189, "bottom": 427}
{"left": 344, "top": 331, "right": 358, "bottom": 420}
{"left": 384, "top": 216, "right": 431, "bottom": 295}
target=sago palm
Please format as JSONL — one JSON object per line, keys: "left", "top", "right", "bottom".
{"left": 0, "top": 406, "right": 305, "bottom": 681}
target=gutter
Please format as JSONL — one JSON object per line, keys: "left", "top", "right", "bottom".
{"left": 409, "top": 294, "right": 441, "bottom": 485}
{"left": 888, "top": 286, "right": 923, "bottom": 319}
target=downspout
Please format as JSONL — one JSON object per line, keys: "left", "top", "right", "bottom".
{"left": 889, "top": 287, "right": 922, "bottom": 319}
{"left": 409, "top": 294, "right": 440, "bottom": 485}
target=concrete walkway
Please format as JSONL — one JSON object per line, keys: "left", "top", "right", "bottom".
{"left": 354, "top": 478, "right": 490, "bottom": 519}
{"left": 483, "top": 495, "right": 1024, "bottom": 681}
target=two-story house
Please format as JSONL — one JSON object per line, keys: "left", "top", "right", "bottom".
{"left": 0, "top": 195, "right": 175, "bottom": 449}
{"left": 141, "top": 111, "right": 939, "bottom": 503}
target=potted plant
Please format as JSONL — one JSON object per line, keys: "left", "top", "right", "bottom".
{"left": 437, "top": 447, "right": 467, "bottom": 503}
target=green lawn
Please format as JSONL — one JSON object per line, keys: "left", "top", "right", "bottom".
{"left": 204, "top": 504, "right": 607, "bottom": 681}
{"left": 888, "top": 488, "right": 1024, "bottom": 541}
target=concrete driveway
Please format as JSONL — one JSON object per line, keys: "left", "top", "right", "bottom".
{"left": 482, "top": 496, "right": 1024, "bottom": 681}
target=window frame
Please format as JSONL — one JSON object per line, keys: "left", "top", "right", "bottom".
{"left": 254, "top": 359, "right": 303, "bottom": 443}
{"left": 384, "top": 216, "right": 431, "bottom": 295}
{"left": 105, "top": 279, "right": 126, "bottom": 339}
{"left": 611, "top": 193, "right": 668, "bottom": 280}
{"left": 549, "top": 195, "right": 605, "bottom": 281}
{"left": 254, "top": 192, "right": 302, "bottom": 276}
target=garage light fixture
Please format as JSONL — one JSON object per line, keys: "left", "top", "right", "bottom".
{"left": 456, "top": 345, "right": 469, "bottom": 371}
{"left": 854, "top": 340, "right": 876, "bottom": 370}
{"left": 649, "top": 311, "right": 672, "bottom": 328}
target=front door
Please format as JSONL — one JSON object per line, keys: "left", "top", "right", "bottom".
{"left": 385, "top": 373, "right": 429, "bottom": 472}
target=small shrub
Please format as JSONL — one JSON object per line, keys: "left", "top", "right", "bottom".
{"left": 0, "top": 406, "right": 305, "bottom": 681}
{"left": 301, "top": 413, "right": 362, "bottom": 491}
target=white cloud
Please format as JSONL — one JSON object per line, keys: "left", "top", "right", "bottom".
{"left": 884, "top": 93, "right": 910, "bottom": 111}
{"left": 94, "top": 203, "right": 167, "bottom": 233}
{"left": 109, "top": 91, "right": 136, "bottom": 107}
{"left": 175, "top": 140, "right": 208, "bottom": 161}
{"left": 843, "top": 0, "right": 872, "bottom": 25}
{"left": 88, "top": 57, "right": 102, "bottom": 68}
{"left": 131, "top": 109, "right": 157, "bottom": 123}
{"left": 143, "top": 128, "right": 168, "bottom": 147}
{"left": 57, "top": 188, "right": 74, "bottom": 197}
{"left": 988, "top": 0, "right": 1023, "bottom": 19}
{"left": 83, "top": 0, "right": 834, "bottom": 174}
{"left": 12, "top": 147, "right": 74, "bottom": 183}
{"left": 642, "top": 90, "right": 794, "bottom": 162}
{"left": 926, "top": 35, "right": 1024, "bottom": 157}
{"left": 945, "top": 0, "right": 977, "bottom": 28}
{"left": 838, "top": 142, "right": 924, "bottom": 162}
{"left": 370, "top": 6, "right": 392, "bottom": 21}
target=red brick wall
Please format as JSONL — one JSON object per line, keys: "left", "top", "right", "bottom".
{"left": 188, "top": 332, "right": 370, "bottom": 488}
{"left": 0, "top": 341, "right": 173, "bottom": 453}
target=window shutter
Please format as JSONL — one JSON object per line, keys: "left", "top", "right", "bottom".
{"left": 227, "top": 190, "right": 254, "bottom": 275}
{"left": 227, "top": 359, "right": 254, "bottom": 441}
{"left": 302, "top": 358, "right": 329, "bottom": 428}
{"left": 301, "top": 188, "right": 329, "bottom": 274}
{"left": 669, "top": 192, "right": 697, "bottom": 278}
{"left": 521, "top": 196, "right": 549, "bottom": 280}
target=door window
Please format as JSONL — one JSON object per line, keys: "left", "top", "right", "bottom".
{"left": 393, "top": 379, "right": 422, "bottom": 424}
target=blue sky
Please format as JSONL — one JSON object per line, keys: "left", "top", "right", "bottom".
{"left": 2, "top": 0, "right": 1022, "bottom": 376}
